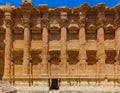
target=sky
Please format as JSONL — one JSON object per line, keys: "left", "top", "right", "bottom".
{"left": 0, "top": 0, "right": 120, "bottom": 8}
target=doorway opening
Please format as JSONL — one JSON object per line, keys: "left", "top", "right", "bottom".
{"left": 50, "top": 79, "right": 59, "bottom": 90}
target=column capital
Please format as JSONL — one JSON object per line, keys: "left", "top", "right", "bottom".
{"left": 4, "top": 3, "right": 13, "bottom": 27}
{"left": 60, "top": 12, "right": 68, "bottom": 27}
{"left": 97, "top": 11, "right": 105, "bottom": 28}
{"left": 41, "top": 18, "right": 49, "bottom": 28}
{"left": 78, "top": 12, "right": 86, "bottom": 27}
{"left": 22, "top": 12, "right": 31, "bottom": 28}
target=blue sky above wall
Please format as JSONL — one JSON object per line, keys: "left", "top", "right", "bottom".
{"left": 0, "top": 0, "right": 120, "bottom": 8}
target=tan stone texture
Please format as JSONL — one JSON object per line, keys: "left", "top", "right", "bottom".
{"left": 0, "top": 1, "right": 120, "bottom": 90}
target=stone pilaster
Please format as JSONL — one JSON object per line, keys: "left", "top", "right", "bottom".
{"left": 97, "top": 27, "right": 106, "bottom": 76}
{"left": 79, "top": 27, "right": 87, "bottom": 75}
{"left": 60, "top": 11, "right": 68, "bottom": 75}
{"left": 3, "top": 3, "right": 13, "bottom": 81}
{"left": 115, "top": 27, "right": 120, "bottom": 78}
{"left": 42, "top": 27, "right": 48, "bottom": 74}
{"left": 23, "top": 14, "right": 31, "bottom": 78}
{"left": 61, "top": 26, "right": 67, "bottom": 74}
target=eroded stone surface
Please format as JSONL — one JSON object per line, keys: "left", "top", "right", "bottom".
{"left": 0, "top": 0, "right": 120, "bottom": 92}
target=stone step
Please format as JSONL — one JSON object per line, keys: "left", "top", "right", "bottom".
{"left": 49, "top": 90, "right": 59, "bottom": 93}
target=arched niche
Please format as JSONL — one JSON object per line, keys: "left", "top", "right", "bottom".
{"left": 13, "top": 26, "right": 24, "bottom": 40}
{"left": 105, "top": 24, "right": 115, "bottom": 40}
{"left": 86, "top": 24, "right": 97, "bottom": 40}
{"left": 67, "top": 24, "right": 79, "bottom": 40}
{"left": 31, "top": 27, "right": 42, "bottom": 40}
{"left": 49, "top": 25, "right": 61, "bottom": 41}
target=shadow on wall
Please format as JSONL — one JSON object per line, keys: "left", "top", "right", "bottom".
{"left": 0, "top": 57, "right": 4, "bottom": 80}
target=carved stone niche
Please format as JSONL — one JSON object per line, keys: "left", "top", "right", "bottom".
{"left": 48, "top": 50, "right": 60, "bottom": 63}
{"left": 86, "top": 24, "right": 97, "bottom": 40}
{"left": 105, "top": 50, "right": 116, "bottom": 64}
{"left": 30, "top": 49, "right": 42, "bottom": 62}
{"left": 49, "top": 24, "right": 60, "bottom": 34}
{"left": 68, "top": 23, "right": 79, "bottom": 34}
{"left": 104, "top": 24, "right": 115, "bottom": 40}
{"left": 11, "top": 49, "right": 23, "bottom": 62}
{"left": 86, "top": 50, "right": 98, "bottom": 65}
{"left": 13, "top": 26, "right": 24, "bottom": 34}
{"left": 67, "top": 50, "right": 79, "bottom": 65}
{"left": 31, "top": 27, "right": 42, "bottom": 34}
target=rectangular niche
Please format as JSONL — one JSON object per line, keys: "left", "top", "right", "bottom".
{"left": 86, "top": 33, "right": 97, "bottom": 40}
{"left": 49, "top": 32, "right": 60, "bottom": 41}
{"left": 104, "top": 32, "right": 115, "bottom": 40}
{"left": 13, "top": 33, "right": 24, "bottom": 40}
{"left": 67, "top": 32, "right": 79, "bottom": 40}
{"left": 31, "top": 33, "right": 42, "bottom": 40}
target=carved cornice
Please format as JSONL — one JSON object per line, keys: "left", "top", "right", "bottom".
{"left": 2, "top": 3, "right": 120, "bottom": 30}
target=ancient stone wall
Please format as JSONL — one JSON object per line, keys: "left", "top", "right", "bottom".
{"left": 0, "top": 0, "right": 120, "bottom": 90}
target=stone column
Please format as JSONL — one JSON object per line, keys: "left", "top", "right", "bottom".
{"left": 23, "top": 15, "right": 31, "bottom": 79}
{"left": 3, "top": 4, "right": 13, "bottom": 81}
{"left": 42, "top": 27, "right": 48, "bottom": 75}
{"left": 79, "top": 27, "right": 87, "bottom": 75}
{"left": 115, "top": 27, "right": 120, "bottom": 78}
{"left": 61, "top": 26, "right": 67, "bottom": 75}
{"left": 97, "top": 27, "right": 106, "bottom": 76}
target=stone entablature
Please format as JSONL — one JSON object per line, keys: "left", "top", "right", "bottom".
{"left": 0, "top": 0, "right": 120, "bottom": 91}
